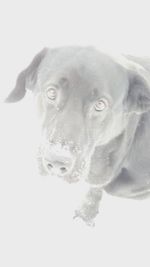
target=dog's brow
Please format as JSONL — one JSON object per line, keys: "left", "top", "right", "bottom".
{"left": 59, "top": 77, "right": 69, "bottom": 88}
{"left": 89, "top": 88, "right": 99, "bottom": 101}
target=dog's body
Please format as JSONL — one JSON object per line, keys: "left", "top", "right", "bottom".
{"left": 6, "top": 46, "right": 150, "bottom": 225}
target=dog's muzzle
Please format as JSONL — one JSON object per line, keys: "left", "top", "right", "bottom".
{"left": 42, "top": 142, "right": 77, "bottom": 177}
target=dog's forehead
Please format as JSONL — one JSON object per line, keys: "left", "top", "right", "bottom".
{"left": 38, "top": 47, "right": 129, "bottom": 100}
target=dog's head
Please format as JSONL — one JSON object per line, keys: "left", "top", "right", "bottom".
{"left": 6, "top": 47, "right": 150, "bottom": 183}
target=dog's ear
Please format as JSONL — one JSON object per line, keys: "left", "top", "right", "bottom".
{"left": 5, "top": 48, "right": 48, "bottom": 103}
{"left": 124, "top": 61, "right": 150, "bottom": 114}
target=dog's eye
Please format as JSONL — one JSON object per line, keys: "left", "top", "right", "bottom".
{"left": 94, "top": 98, "right": 108, "bottom": 111}
{"left": 46, "top": 87, "right": 57, "bottom": 101}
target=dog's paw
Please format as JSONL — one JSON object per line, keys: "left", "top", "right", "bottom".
{"left": 73, "top": 204, "right": 98, "bottom": 227}
{"left": 73, "top": 211, "right": 95, "bottom": 227}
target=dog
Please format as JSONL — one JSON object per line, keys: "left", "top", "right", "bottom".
{"left": 5, "top": 46, "right": 150, "bottom": 225}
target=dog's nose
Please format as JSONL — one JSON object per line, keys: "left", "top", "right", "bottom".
{"left": 44, "top": 158, "right": 72, "bottom": 176}
{"left": 43, "top": 147, "right": 74, "bottom": 176}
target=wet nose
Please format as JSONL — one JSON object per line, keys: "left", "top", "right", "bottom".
{"left": 43, "top": 150, "right": 74, "bottom": 176}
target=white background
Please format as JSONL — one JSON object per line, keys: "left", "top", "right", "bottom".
{"left": 1, "top": 0, "right": 150, "bottom": 266}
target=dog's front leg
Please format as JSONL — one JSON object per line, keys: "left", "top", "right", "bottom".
{"left": 73, "top": 186, "right": 103, "bottom": 226}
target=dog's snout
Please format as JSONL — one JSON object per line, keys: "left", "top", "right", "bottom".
{"left": 43, "top": 145, "right": 74, "bottom": 176}
{"left": 45, "top": 158, "right": 72, "bottom": 176}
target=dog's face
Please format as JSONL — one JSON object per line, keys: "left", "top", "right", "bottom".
{"left": 6, "top": 47, "right": 150, "bottom": 183}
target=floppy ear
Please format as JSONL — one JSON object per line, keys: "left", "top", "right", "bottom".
{"left": 5, "top": 47, "right": 48, "bottom": 103}
{"left": 125, "top": 64, "right": 150, "bottom": 114}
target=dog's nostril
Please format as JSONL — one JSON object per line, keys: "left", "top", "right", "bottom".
{"left": 47, "top": 163, "right": 53, "bottom": 169}
{"left": 60, "top": 166, "right": 67, "bottom": 173}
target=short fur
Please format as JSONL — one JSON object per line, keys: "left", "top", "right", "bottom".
{"left": 6, "top": 46, "right": 150, "bottom": 225}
